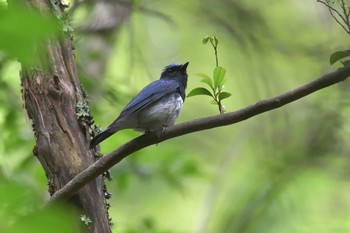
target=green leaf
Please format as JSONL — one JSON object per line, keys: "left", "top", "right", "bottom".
{"left": 341, "top": 60, "right": 350, "bottom": 66}
{"left": 201, "top": 78, "right": 214, "bottom": 89}
{"left": 213, "top": 66, "right": 226, "bottom": 89}
{"left": 0, "top": 3, "right": 60, "bottom": 64}
{"left": 209, "top": 37, "right": 214, "bottom": 45}
{"left": 218, "top": 92, "right": 232, "bottom": 100}
{"left": 210, "top": 99, "right": 217, "bottom": 105}
{"left": 209, "top": 36, "right": 219, "bottom": 47}
{"left": 194, "top": 73, "right": 214, "bottom": 89}
{"left": 213, "top": 36, "right": 219, "bottom": 46}
{"left": 202, "top": 35, "right": 210, "bottom": 44}
{"left": 329, "top": 50, "right": 350, "bottom": 65}
{"left": 187, "top": 87, "right": 213, "bottom": 98}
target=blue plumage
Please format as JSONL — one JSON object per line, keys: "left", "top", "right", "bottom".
{"left": 90, "top": 62, "right": 189, "bottom": 148}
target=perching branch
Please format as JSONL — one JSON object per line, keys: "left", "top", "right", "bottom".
{"left": 49, "top": 65, "right": 350, "bottom": 203}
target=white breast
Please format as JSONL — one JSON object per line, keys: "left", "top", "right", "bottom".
{"left": 136, "top": 93, "right": 183, "bottom": 132}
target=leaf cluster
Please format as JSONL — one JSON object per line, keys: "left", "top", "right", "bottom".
{"left": 187, "top": 67, "right": 231, "bottom": 114}
{"left": 187, "top": 36, "right": 231, "bottom": 114}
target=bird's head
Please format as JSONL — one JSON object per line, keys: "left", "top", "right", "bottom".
{"left": 160, "top": 62, "right": 189, "bottom": 88}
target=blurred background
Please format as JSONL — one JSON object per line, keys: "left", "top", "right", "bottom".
{"left": 1, "top": 0, "right": 350, "bottom": 232}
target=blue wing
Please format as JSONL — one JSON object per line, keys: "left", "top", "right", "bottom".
{"left": 117, "top": 79, "right": 180, "bottom": 120}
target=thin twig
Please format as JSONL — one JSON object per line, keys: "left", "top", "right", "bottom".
{"left": 317, "top": 0, "right": 350, "bottom": 34}
{"left": 340, "top": 0, "right": 350, "bottom": 31}
{"left": 329, "top": 6, "right": 350, "bottom": 33}
{"left": 214, "top": 45, "right": 219, "bottom": 67}
{"left": 48, "top": 65, "right": 350, "bottom": 203}
{"left": 318, "top": 0, "right": 348, "bottom": 23}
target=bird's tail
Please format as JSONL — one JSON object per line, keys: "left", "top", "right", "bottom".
{"left": 90, "top": 127, "right": 117, "bottom": 149}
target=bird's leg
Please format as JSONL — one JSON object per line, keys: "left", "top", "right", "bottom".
{"left": 153, "top": 126, "right": 168, "bottom": 145}
{"left": 161, "top": 125, "right": 167, "bottom": 137}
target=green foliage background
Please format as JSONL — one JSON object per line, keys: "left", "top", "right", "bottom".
{"left": 1, "top": 0, "right": 350, "bottom": 232}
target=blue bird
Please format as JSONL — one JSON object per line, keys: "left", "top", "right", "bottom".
{"left": 90, "top": 62, "right": 189, "bottom": 148}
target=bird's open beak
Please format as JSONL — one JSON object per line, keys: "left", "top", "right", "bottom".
{"left": 180, "top": 62, "right": 189, "bottom": 72}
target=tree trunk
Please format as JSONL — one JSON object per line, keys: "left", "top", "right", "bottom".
{"left": 19, "top": 1, "right": 111, "bottom": 232}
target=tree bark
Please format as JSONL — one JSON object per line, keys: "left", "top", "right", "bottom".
{"left": 19, "top": 0, "right": 111, "bottom": 232}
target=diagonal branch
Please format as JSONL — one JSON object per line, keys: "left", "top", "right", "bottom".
{"left": 49, "top": 65, "right": 350, "bottom": 203}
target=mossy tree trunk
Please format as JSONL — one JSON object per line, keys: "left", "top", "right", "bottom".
{"left": 18, "top": 0, "right": 112, "bottom": 232}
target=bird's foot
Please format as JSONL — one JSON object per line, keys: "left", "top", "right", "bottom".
{"left": 161, "top": 125, "right": 167, "bottom": 137}
{"left": 153, "top": 126, "right": 167, "bottom": 145}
